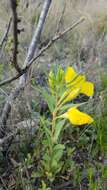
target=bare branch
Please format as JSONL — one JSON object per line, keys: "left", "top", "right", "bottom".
{"left": 10, "top": 0, "right": 22, "bottom": 73}
{"left": 19, "top": 0, "right": 52, "bottom": 86}
{"left": 30, "top": 17, "right": 85, "bottom": 66}
{"left": 0, "top": 17, "right": 85, "bottom": 87}
{"left": 0, "top": 72, "right": 22, "bottom": 86}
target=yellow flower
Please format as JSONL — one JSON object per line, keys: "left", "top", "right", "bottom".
{"left": 60, "top": 107, "right": 94, "bottom": 125}
{"left": 65, "top": 66, "right": 94, "bottom": 97}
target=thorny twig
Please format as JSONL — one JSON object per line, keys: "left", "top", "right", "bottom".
{"left": 10, "top": 0, "right": 22, "bottom": 73}
{"left": 0, "top": 17, "right": 85, "bottom": 87}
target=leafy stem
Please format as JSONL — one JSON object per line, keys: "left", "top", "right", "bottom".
{"left": 51, "top": 96, "right": 64, "bottom": 143}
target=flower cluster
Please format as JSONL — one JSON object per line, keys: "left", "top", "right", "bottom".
{"left": 49, "top": 66, "right": 94, "bottom": 126}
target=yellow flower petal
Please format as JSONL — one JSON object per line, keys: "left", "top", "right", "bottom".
{"left": 63, "top": 88, "right": 80, "bottom": 103}
{"left": 65, "top": 66, "right": 77, "bottom": 83}
{"left": 71, "top": 75, "right": 86, "bottom": 88}
{"left": 61, "top": 107, "right": 94, "bottom": 125}
{"left": 65, "top": 67, "right": 86, "bottom": 87}
{"left": 80, "top": 81, "right": 94, "bottom": 97}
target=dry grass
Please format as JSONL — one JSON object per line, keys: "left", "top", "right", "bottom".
{"left": 0, "top": 0, "right": 107, "bottom": 38}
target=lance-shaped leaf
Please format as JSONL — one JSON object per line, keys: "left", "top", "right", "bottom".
{"left": 53, "top": 120, "right": 65, "bottom": 142}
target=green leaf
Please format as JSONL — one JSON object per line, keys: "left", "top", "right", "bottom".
{"left": 53, "top": 120, "right": 65, "bottom": 142}
{"left": 52, "top": 144, "right": 65, "bottom": 161}
{"left": 42, "top": 125, "right": 52, "bottom": 147}
{"left": 41, "top": 88, "right": 55, "bottom": 113}
{"left": 42, "top": 160, "right": 50, "bottom": 171}
{"left": 60, "top": 102, "right": 87, "bottom": 112}
{"left": 51, "top": 159, "right": 57, "bottom": 169}
{"left": 53, "top": 144, "right": 65, "bottom": 151}
{"left": 43, "top": 153, "right": 50, "bottom": 161}
{"left": 38, "top": 181, "right": 51, "bottom": 190}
